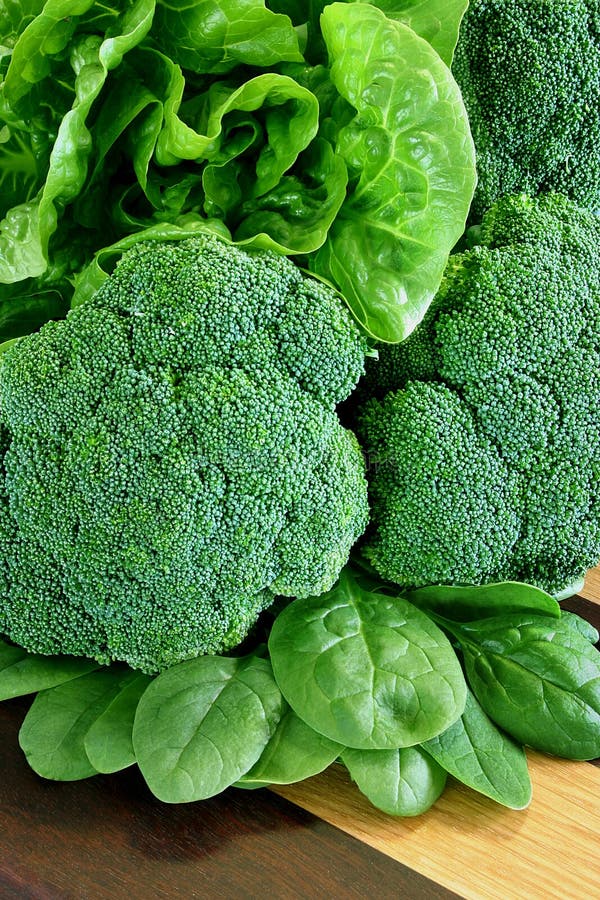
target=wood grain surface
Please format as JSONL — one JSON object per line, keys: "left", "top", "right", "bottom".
{"left": 1, "top": 570, "right": 599, "bottom": 899}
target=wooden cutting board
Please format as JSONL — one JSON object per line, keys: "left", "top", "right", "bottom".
{"left": 0, "top": 572, "right": 598, "bottom": 898}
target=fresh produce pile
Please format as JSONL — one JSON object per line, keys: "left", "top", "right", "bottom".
{"left": 1, "top": 0, "right": 599, "bottom": 817}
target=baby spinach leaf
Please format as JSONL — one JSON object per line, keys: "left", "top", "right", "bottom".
{"left": 457, "top": 615, "right": 600, "bottom": 760}
{"left": 0, "top": 640, "right": 100, "bottom": 699}
{"left": 153, "top": 0, "right": 304, "bottom": 75}
{"left": 236, "top": 703, "right": 343, "bottom": 787}
{"left": 559, "top": 610, "right": 599, "bottom": 645}
{"left": 342, "top": 745, "right": 446, "bottom": 816}
{"left": 19, "top": 667, "right": 136, "bottom": 780}
{"left": 268, "top": 569, "right": 467, "bottom": 750}
{"left": 133, "top": 653, "right": 284, "bottom": 803}
{"left": 422, "top": 689, "right": 532, "bottom": 809}
{"left": 407, "top": 581, "right": 560, "bottom": 623}
{"left": 311, "top": 2, "right": 476, "bottom": 342}
{"left": 84, "top": 672, "right": 153, "bottom": 774}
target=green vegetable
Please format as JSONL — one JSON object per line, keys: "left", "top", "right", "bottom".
{"left": 133, "top": 654, "right": 283, "bottom": 802}
{"left": 0, "top": 233, "right": 369, "bottom": 672}
{"left": 407, "top": 581, "right": 560, "bottom": 623}
{"left": 84, "top": 673, "right": 153, "bottom": 774}
{"left": 311, "top": 2, "right": 476, "bottom": 341}
{"left": 236, "top": 704, "right": 343, "bottom": 788}
{"left": 19, "top": 667, "right": 138, "bottom": 780}
{"left": 357, "top": 193, "right": 600, "bottom": 595}
{"left": 453, "top": 0, "right": 600, "bottom": 218}
{"left": 454, "top": 615, "right": 600, "bottom": 760}
{"left": 268, "top": 569, "right": 467, "bottom": 749}
{"left": 421, "top": 690, "right": 532, "bottom": 809}
{"left": 0, "top": 639, "right": 100, "bottom": 700}
{"left": 342, "top": 745, "right": 447, "bottom": 816}
{"left": 0, "top": 0, "right": 475, "bottom": 344}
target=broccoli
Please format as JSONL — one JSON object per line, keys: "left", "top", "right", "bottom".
{"left": 357, "top": 193, "right": 600, "bottom": 595}
{"left": 0, "top": 235, "right": 369, "bottom": 672}
{"left": 452, "top": 0, "right": 600, "bottom": 219}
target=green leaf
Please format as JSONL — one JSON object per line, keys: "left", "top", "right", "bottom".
{"left": 236, "top": 703, "right": 343, "bottom": 787}
{"left": 342, "top": 745, "right": 447, "bottom": 816}
{"left": 268, "top": 569, "right": 467, "bottom": 750}
{"left": 153, "top": 0, "right": 304, "bottom": 75}
{"left": 422, "top": 690, "right": 532, "bottom": 809}
{"left": 19, "top": 667, "right": 136, "bottom": 780}
{"left": 0, "top": 640, "right": 100, "bottom": 700}
{"left": 232, "top": 137, "right": 348, "bottom": 254}
{"left": 559, "top": 610, "right": 599, "bottom": 645}
{"left": 311, "top": 2, "right": 476, "bottom": 342}
{"left": 133, "top": 653, "right": 284, "bottom": 803}
{"left": 369, "top": 0, "right": 469, "bottom": 66}
{"left": 84, "top": 672, "right": 153, "bottom": 774}
{"left": 457, "top": 615, "right": 600, "bottom": 760}
{"left": 407, "top": 581, "right": 560, "bottom": 623}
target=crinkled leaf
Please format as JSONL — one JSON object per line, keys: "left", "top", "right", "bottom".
{"left": 457, "top": 615, "right": 600, "bottom": 760}
{"left": 84, "top": 672, "right": 153, "bottom": 774}
{"left": 133, "top": 654, "right": 284, "bottom": 803}
{"left": 153, "top": 0, "right": 304, "bottom": 75}
{"left": 268, "top": 569, "right": 467, "bottom": 750}
{"left": 422, "top": 689, "right": 532, "bottom": 809}
{"left": 236, "top": 703, "right": 343, "bottom": 787}
{"left": 369, "top": 0, "right": 469, "bottom": 65}
{"left": 0, "top": 640, "right": 100, "bottom": 700}
{"left": 559, "top": 610, "right": 599, "bottom": 645}
{"left": 19, "top": 667, "right": 136, "bottom": 780}
{"left": 408, "top": 581, "right": 560, "bottom": 623}
{"left": 342, "top": 745, "right": 446, "bottom": 816}
{"left": 311, "top": 3, "right": 476, "bottom": 341}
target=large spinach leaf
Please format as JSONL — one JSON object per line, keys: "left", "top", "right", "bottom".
{"left": 268, "top": 569, "right": 467, "bottom": 749}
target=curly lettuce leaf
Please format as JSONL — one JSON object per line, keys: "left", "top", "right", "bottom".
{"left": 153, "top": 0, "right": 304, "bottom": 74}
{"left": 311, "top": 2, "right": 476, "bottom": 342}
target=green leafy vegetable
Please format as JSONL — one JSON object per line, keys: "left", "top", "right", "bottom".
{"left": 311, "top": 2, "right": 476, "bottom": 341}
{"left": 422, "top": 690, "right": 532, "bottom": 809}
{"left": 407, "top": 582, "right": 560, "bottom": 622}
{"left": 0, "top": 639, "right": 100, "bottom": 700}
{"left": 84, "top": 672, "right": 153, "bottom": 774}
{"left": 342, "top": 745, "right": 447, "bottom": 816}
{"left": 19, "top": 667, "right": 137, "bottom": 780}
{"left": 133, "top": 654, "right": 284, "bottom": 802}
{"left": 371, "top": 0, "right": 469, "bottom": 65}
{"left": 153, "top": 0, "right": 304, "bottom": 74}
{"left": 236, "top": 704, "right": 343, "bottom": 788}
{"left": 268, "top": 569, "right": 467, "bottom": 749}
{"left": 455, "top": 615, "right": 600, "bottom": 760}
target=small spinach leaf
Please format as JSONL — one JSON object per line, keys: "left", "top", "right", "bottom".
{"left": 422, "top": 689, "right": 531, "bottom": 809}
{"left": 407, "top": 581, "right": 560, "bottom": 623}
{"left": 133, "top": 653, "right": 284, "bottom": 802}
{"left": 342, "top": 745, "right": 446, "bottom": 816}
{"left": 84, "top": 672, "right": 153, "bottom": 774}
{"left": 0, "top": 640, "right": 100, "bottom": 700}
{"left": 236, "top": 703, "right": 343, "bottom": 787}
{"left": 19, "top": 667, "right": 136, "bottom": 780}
{"left": 456, "top": 615, "right": 600, "bottom": 760}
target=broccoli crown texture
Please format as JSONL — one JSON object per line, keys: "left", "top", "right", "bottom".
{"left": 358, "top": 194, "right": 600, "bottom": 594}
{"left": 453, "top": 0, "right": 600, "bottom": 218}
{"left": 0, "top": 235, "right": 369, "bottom": 672}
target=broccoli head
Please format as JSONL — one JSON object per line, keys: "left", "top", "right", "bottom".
{"left": 453, "top": 0, "right": 600, "bottom": 218}
{"left": 358, "top": 194, "right": 600, "bottom": 595}
{"left": 0, "top": 234, "right": 369, "bottom": 672}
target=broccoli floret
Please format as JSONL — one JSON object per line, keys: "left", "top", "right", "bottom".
{"left": 0, "top": 235, "right": 369, "bottom": 672}
{"left": 357, "top": 194, "right": 600, "bottom": 594}
{"left": 453, "top": 0, "right": 600, "bottom": 218}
